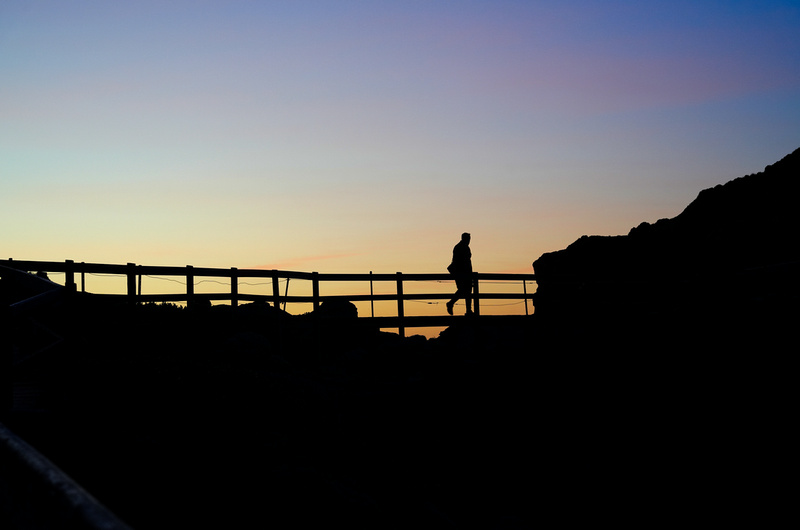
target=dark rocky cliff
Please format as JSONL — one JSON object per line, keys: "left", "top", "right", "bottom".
{"left": 532, "top": 147, "right": 800, "bottom": 332}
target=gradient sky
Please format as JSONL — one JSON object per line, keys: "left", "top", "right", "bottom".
{"left": 3, "top": 0, "right": 800, "bottom": 277}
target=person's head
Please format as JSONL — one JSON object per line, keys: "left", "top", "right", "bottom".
{"left": 461, "top": 232, "right": 471, "bottom": 244}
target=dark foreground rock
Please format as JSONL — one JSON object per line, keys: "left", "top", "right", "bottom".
{"left": 3, "top": 297, "right": 793, "bottom": 528}
{"left": 3, "top": 301, "right": 536, "bottom": 528}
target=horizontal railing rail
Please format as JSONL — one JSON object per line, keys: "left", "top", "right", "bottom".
{"left": 0, "top": 422, "right": 133, "bottom": 530}
{"left": 3, "top": 259, "right": 537, "bottom": 336}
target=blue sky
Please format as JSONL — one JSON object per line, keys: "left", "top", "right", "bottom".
{"left": 2, "top": 0, "right": 799, "bottom": 276}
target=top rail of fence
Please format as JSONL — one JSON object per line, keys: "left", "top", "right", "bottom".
{"left": 3, "top": 259, "right": 536, "bottom": 283}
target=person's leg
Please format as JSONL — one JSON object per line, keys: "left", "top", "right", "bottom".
{"left": 453, "top": 277, "right": 472, "bottom": 315}
{"left": 461, "top": 277, "right": 473, "bottom": 314}
{"left": 447, "top": 289, "right": 461, "bottom": 314}
{"left": 447, "top": 277, "right": 465, "bottom": 315}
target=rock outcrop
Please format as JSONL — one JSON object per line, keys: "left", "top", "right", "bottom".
{"left": 532, "top": 147, "right": 800, "bottom": 327}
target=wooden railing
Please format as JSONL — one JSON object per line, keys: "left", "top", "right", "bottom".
{"left": 3, "top": 259, "right": 536, "bottom": 336}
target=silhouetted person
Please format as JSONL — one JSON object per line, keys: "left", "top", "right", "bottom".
{"left": 446, "top": 232, "right": 473, "bottom": 315}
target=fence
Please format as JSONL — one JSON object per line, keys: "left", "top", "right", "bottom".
{"left": 3, "top": 259, "right": 536, "bottom": 336}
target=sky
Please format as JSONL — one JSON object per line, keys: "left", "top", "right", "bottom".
{"left": 3, "top": 0, "right": 800, "bottom": 280}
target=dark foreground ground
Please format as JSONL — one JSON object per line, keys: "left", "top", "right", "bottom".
{"left": 3, "top": 299, "right": 794, "bottom": 528}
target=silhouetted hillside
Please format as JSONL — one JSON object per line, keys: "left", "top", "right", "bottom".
{"left": 532, "top": 147, "right": 800, "bottom": 335}
{"left": 522, "top": 151, "right": 797, "bottom": 527}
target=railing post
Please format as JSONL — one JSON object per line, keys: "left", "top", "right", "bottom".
{"left": 472, "top": 273, "right": 480, "bottom": 316}
{"left": 271, "top": 270, "right": 280, "bottom": 309}
{"left": 370, "top": 271, "right": 375, "bottom": 318}
{"left": 231, "top": 267, "right": 238, "bottom": 307}
{"left": 186, "top": 265, "right": 194, "bottom": 307}
{"left": 312, "top": 272, "right": 320, "bottom": 312}
{"left": 64, "top": 260, "right": 76, "bottom": 293}
{"left": 396, "top": 272, "right": 405, "bottom": 337}
{"left": 127, "top": 263, "right": 137, "bottom": 305}
{"left": 81, "top": 262, "right": 86, "bottom": 293}
{"left": 523, "top": 280, "right": 529, "bottom": 316}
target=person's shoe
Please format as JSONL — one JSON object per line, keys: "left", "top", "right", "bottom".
{"left": 465, "top": 308, "right": 474, "bottom": 316}
{"left": 446, "top": 301, "right": 454, "bottom": 315}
